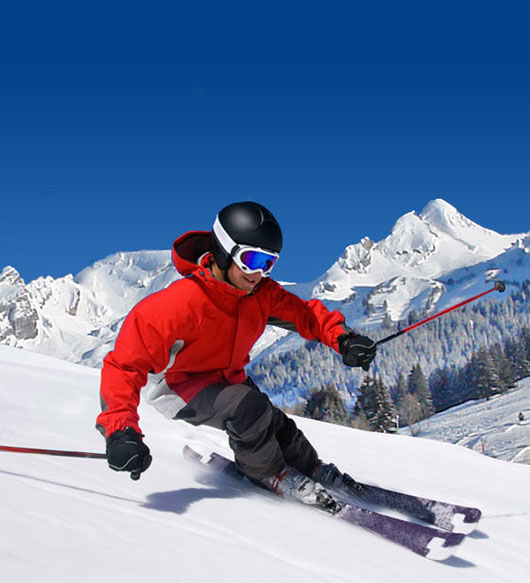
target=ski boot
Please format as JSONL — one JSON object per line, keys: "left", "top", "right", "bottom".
{"left": 261, "top": 466, "right": 340, "bottom": 514}
{"left": 311, "top": 460, "right": 366, "bottom": 498}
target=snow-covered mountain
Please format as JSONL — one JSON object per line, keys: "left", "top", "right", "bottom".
{"left": 1, "top": 345, "right": 530, "bottom": 582}
{"left": 0, "top": 199, "right": 528, "bottom": 367}
{"left": 305, "top": 198, "right": 526, "bottom": 321}
{"left": 0, "top": 250, "right": 177, "bottom": 367}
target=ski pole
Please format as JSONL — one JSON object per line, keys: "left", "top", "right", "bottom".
{"left": 375, "top": 280, "right": 506, "bottom": 347}
{"left": 0, "top": 444, "right": 148, "bottom": 481}
{"left": 0, "top": 444, "right": 107, "bottom": 459}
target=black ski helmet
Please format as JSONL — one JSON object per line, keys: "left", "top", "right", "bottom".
{"left": 211, "top": 202, "right": 283, "bottom": 270}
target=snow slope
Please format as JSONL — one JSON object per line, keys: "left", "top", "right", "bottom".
{"left": 1, "top": 345, "right": 529, "bottom": 583}
{"left": 412, "top": 379, "right": 530, "bottom": 463}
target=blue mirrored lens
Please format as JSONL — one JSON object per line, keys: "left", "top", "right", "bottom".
{"left": 240, "top": 250, "right": 278, "bottom": 272}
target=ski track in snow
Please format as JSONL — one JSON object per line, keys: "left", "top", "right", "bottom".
{"left": 1, "top": 345, "right": 530, "bottom": 583}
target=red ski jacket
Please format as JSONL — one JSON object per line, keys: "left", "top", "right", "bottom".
{"left": 97, "top": 231, "right": 346, "bottom": 437}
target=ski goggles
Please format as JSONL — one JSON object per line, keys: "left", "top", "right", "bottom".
{"left": 232, "top": 246, "right": 279, "bottom": 276}
{"left": 213, "top": 215, "right": 280, "bottom": 276}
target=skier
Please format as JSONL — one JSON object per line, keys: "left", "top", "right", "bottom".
{"left": 96, "top": 201, "right": 376, "bottom": 508}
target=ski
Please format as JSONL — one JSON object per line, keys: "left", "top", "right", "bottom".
{"left": 183, "top": 445, "right": 466, "bottom": 561}
{"left": 339, "top": 480, "right": 481, "bottom": 535}
{"left": 182, "top": 445, "right": 481, "bottom": 533}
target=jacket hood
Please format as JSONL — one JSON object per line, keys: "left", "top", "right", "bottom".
{"left": 172, "top": 230, "right": 267, "bottom": 300}
{"left": 172, "top": 231, "right": 212, "bottom": 277}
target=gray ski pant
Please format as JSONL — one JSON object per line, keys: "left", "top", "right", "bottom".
{"left": 175, "top": 379, "right": 318, "bottom": 481}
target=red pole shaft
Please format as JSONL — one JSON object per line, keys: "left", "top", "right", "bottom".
{"left": 375, "top": 281, "right": 505, "bottom": 346}
{"left": 0, "top": 444, "right": 107, "bottom": 459}
{"left": 399, "top": 286, "right": 498, "bottom": 335}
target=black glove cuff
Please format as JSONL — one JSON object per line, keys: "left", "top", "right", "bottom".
{"left": 107, "top": 427, "right": 144, "bottom": 446}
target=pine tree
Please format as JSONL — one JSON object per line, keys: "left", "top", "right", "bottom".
{"left": 399, "top": 393, "right": 423, "bottom": 435}
{"left": 458, "top": 355, "right": 478, "bottom": 403}
{"left": 392, "top": 371, "right": 407, "bottom": 408}
{"left": 517, "top": 332, "right": 530, "bottom": 379}
{"left": 429, "top": 366, "right": 453, "bottom": 412}
{"left": 474, "top": 346, "right": 500, "bottom": 400}
{"left": 505, "top": 336, "right": 530, "bottom": 381}
{"left": 407, "top": 364, "right": 434, "bottom": 417}
{"left": 353, "top": 376, "right": 378, "bottom": 426}
{"left": 489, "top": 342, "right": 516, "bottom": 392}
{"left": 521, "top": 326, "right": 530, "bottom": 360}
{"left": 354, "top": 376, "right": 395, "bottom": 433}
{"left": 303, "top": 384, "right": 351, "bottom": 426}
{"left": 371, "top": 377, "right": 396, "bottom": 433}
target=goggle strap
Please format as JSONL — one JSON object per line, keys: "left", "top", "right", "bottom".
{"left": 213, "top": 216, "right": 238, "bottom": 255}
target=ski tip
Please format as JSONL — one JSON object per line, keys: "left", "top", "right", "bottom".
{"left": 425, "top": 533, "right": 465, "bottom": 561}
{"left": 453, "top": 508, "right": 482, "bottom": 534}
{"left": 465, "top": 508, "right": 482, "bottom": 523}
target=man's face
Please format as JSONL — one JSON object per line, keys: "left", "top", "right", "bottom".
{"left": 227, "top": 262, "right": 263, "bottom": 294}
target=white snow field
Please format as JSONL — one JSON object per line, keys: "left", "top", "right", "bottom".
{"left": 1, "top": 345, "right": 529, "bottom": 583}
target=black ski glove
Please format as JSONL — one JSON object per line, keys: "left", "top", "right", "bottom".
{"left": 106, "top": 427, "right": 152, "bottom": 481}
{"left": 338, "top": 330, "right": 376, "bottom": 372}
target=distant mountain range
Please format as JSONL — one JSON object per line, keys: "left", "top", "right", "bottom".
{"left": 1, "top": 199, "right": 528, "bottom": 372}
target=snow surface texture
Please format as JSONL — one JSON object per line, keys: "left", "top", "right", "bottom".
{"left": 1, "top": 345, "right": 529, "bottom": 583}
{"left": 0, "top": 199, "right": 528, "bottom": 367}
{"left": 412, "top": 379, "right": 530, "bottom": 463}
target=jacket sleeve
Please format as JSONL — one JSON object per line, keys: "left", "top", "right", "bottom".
{"left": 96, "top": 291, "right": 181, "bottom": 437}
{"left": 267, "top": 280, "right": 346, "bottom": 352}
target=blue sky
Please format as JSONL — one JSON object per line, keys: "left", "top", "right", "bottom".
{"left": 1, "top": 2, "right": 529, "bottom": 284}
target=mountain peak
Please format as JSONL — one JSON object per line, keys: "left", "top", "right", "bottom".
{"left": 0, "top": 266, "right": 24, "bottom": 286}
{"left": 418, "top": 199, "right": 518, "bottom": 256}
{"left": 421, "top": 198, "right": 458, "bottom": 214}
{"left": 382, "top": 211, "right": 436, "bottom": 257}
{"left": 419, "top": 199, "right": 472, "bottom": 231}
